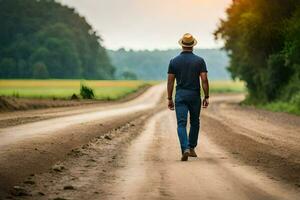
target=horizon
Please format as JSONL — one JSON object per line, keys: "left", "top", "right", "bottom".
{"left": 59, "top": 0, "right": 231, "bottom": 50}
{"left": 108, "top": 47, "right": 225, "bottom": 51}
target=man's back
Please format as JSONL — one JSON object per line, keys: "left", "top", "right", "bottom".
{"left": 167, "top": 33, "right": 209, "bottom": 161}
{"left": 168, "top": 51, "right": 207, "bottom": 92}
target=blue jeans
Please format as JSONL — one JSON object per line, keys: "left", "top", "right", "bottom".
{"left": 175, "top": 89, "right": 201, "bottom": 153}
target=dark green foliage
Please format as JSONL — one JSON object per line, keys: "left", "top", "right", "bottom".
{"left": 215, "top": 0, "right": 300, "bottom": 106}
{"left": 121, "top": 70, "right": 138, "bottom": 80}
{"left": 0, "top": 0, "right": 115, "bottom": 79}
{"left": 80, "top": 84, "right": 94, "bottom": 99}
{"left": 32, "top": 62, "right": 49, "bottom": 79}
{"left": 71, "top": 93, "right": 80, "bottom": 100}
{"left": 108, "top": 48, "right": 230, "bottom": 80}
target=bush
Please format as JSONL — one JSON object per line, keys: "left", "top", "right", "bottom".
{"left": 80, "top": 84, "right": 94, "bottom": 99}
{"left": 291, "top": 92, "right": 300, "bottom": 109}
{"left": 32, "top": 62, "right": 49, "bottom": 79}
{"left": 121, "top": 70, "right": 138, "bottom": 80}
{"left": 70, "top": 93, "right": 79, "bottom": 100}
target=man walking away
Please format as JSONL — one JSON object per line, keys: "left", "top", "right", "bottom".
{"left": 167, "top": 33, "right": 209, "bottom": 161}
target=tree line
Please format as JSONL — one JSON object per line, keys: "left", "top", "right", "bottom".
{"left": 215, "top": 0, "right": 300, "bottom": 105}
{"left": 0, "top": 0, "right": 115, "bottom": 79}
{"left": 108, "top": 48, "right": 230, "bottom": 80}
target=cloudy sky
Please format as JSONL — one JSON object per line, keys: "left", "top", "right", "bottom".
{"left": 59, "top": 0, "right": 231, "bottom": 50}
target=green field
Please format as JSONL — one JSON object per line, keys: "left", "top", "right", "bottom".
{"left": 0, "top": 80, "right": 155, "bottom": 100}
{"left": 0, "top": 80, "right": 245, "bottom": 100}
{"left": 208, "top": 80, "right": 245, "bottom": 93}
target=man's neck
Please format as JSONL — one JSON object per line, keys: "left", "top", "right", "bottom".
{"left": 181, "top": 50, "right": 193, "bottom": 54}
{"left": 182, "top": 48, "right": 193, "bottom": 52}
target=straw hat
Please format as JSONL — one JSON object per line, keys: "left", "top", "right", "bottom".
{"left": 178, "top": 33, "right": 197, "bottom": 47}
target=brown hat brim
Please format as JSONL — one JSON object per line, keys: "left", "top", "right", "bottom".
{"left": 178, "top": 39, "right": 198, "bottom": 47}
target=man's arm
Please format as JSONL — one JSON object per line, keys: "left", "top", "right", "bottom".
{"left": 167, "top": 74, "right": 175, "bottom": 110}
{"left": 200, "top": 72, "right": 209, "bottom": 108}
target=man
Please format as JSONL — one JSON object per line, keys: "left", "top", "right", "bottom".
{"left": 167, "top": 33, "right": 209, "bottom": 161}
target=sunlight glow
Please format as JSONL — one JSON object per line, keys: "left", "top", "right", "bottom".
{"left": 59, "top": 0, "right": 232, "bottom": 50}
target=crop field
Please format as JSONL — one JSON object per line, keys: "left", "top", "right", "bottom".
{"left": 208, "top": 80, "right": 245, "bottom": 93}
{"left": 0, "top": 80, "right": 154, "bottom": 100}
{"left": 0, "top": 80, "right": 245, "bottom": 100}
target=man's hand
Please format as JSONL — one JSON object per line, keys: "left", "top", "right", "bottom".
{"left": 202, "top": 97, "right": 209, "bottom": 108}
{"left": 200, "top": 72, "right": 209, "bottom": 109}
{"left": 167, "top": 73, "right": 175, "bottom": 111}
{"left": 168, "top": 99, "right": 175, "bottom": 110}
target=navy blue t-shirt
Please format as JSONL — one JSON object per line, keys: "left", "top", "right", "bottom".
{"left": 168, "top": 51, "right": 208, "bottom": 92}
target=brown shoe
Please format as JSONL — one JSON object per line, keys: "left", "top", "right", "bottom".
{"left": 189, "top": 148, "right": 197, "bottom": 157}
{"left": 181, "top": 149, "right": 190, "bottom": 161}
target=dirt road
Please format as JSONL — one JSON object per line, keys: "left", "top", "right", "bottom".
{"left": 107, "top": 110, "right": 299, "bottom": 200}
{"left": 1, "top": 85, "right": 300, "bottom": 199}
{"left": 0, "top": 84, "right": 165, "bottom": 196}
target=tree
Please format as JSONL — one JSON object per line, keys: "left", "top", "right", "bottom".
{"left": 215, "top": 0, "right": 300, "bottom": 103}
{"left": 108, "top": 48, "right": 230, "bottom": 80}
{"left": 0, "top": 58, "right": 17, "bottom": 78}
{"left": 0, "top": 0, "right": 115, "bottom": 79}
{"left": 121, "top": 70, "right": 138, "bottom": 80}
{"left": 32, "top": 62, "right": 49, "bottom": 79}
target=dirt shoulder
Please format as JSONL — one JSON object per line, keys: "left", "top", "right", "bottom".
{"left": 0, "top": 98, "right": 165, "bottom": 200}
{"left": 0, "top": 111, "right": 144, "bottom": 197}
{"left": 6, "top": 111, "right": 156, "bottom": 200}
{"left": 0, "top": 84, "right": 166, "bottom": 198}
{"left": 202, "top": 94, "right": 300, "bottom": 187}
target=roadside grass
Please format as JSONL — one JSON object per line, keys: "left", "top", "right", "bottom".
{"left": 257, "top": 102, "right": 300, "bottom": 116}
{"left": 0, "top": 80, "right": 154, "bottom": 100}
{"left": 255, "top": 92, "right": 300, "bottom": 116}
{"left": 242, "top": 92, "right": 300, "bottom": 116}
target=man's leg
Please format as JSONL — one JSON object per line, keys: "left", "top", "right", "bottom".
{"left": 188, "top": 96, "right": 201, "bottom": 149}
{"left": 175, "top": 98, "right": 189, "bottom": 154}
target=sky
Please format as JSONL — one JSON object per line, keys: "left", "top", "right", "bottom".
{"left": 59, "top": 0, "right": 231, "bottom": 50}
